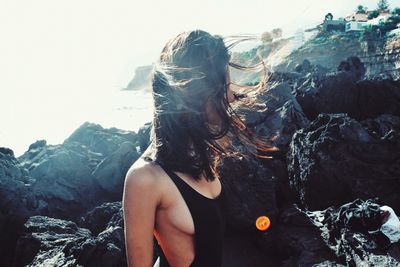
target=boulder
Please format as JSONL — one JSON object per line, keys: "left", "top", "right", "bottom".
{"left": 337, "top": 56, "right": 365, "bottom": 80}
{"left": 93, "top": 141, "right": 139, "bottom": 200}
{"left": 306, "top": 199, "right": 400, "bottom": 266}
{"left": 288, "top": 113, "right": 400, "bottom": 211}
{"left": 0, "top": 149, "right": 39, "bottom": 267}
{"left": 13, "top": 214, "right": 128, "bottom": 267}
{"left": 62, "top": 122, "right": 138, "bottom": 157}
{"left": 296, "top": 69, "right": 400, "bottom": 121}
{"left": 219, "top": 156, "right": 278, "bottom": 233}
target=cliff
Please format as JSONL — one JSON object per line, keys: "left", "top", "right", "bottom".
{"left": 123, "top": 65, "right": 153, "bottom": 91}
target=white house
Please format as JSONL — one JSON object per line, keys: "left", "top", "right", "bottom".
{"left": 345, "top": 12, "right": 368, "bottom": 22}
{"left": 345, "top": 11, "right": 369, "bottom": 32}
{"left": 345, "top": 21, "right": 368, "bottom": 32}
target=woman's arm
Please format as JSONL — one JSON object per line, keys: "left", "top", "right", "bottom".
{"left": 123, "top": 165, "right": 161, "bottom": 267}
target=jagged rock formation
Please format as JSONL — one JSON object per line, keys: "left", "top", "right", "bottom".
{"left": 288, "top": 113, "right": 400, "bottom": 211}
{"left": 13, "top": 204, "right": 127, "bottom": 267}
{"left": 0, "top": 122, "right": 146, "bottom": 267}
{"left": 306, "top": 199, "right": 400, "bottom": 266}
{"left": 295, "top": 57, "right": 400, "bottom": 121}
{"left": 2, "top": 35, "right": 400, "bottom": 266}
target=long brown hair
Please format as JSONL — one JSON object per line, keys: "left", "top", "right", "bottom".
{"left": 144, "top": 29, "right": 276, "bottom": 181}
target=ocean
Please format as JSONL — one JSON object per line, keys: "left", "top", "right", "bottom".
{"left": 1, "top": 88, "right": 153, "bottom": 158}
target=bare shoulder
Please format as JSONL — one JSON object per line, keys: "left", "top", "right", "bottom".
{"left": 124, "top": 158, "right": 164, "bottom": 190}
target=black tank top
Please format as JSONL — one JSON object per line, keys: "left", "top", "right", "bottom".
{"left": 155, "top": 163, "right": 227, "bottom": 267}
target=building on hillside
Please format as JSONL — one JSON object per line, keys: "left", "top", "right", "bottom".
{"left": 345, "top": 12, "right": 368, "bottom": 22}
{"left": 345, "top": 11, "right": 369, "bottom": 32}
{"left": 346, "top": 21, "right": 368, "bottom": 32}
{"left": 321, "top": 13, "right": 346, "bottom": 32}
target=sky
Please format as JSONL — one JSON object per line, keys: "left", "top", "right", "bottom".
{"left": 0, "top": 0, "right": 394, "bottom": 156}
{"left": 0, "top": 0, "right": 385, "bottom": 92}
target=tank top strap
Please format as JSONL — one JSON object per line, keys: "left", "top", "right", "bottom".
{"left": 155, "top": 162, "right": 192, "bottom": 196}
{"left": 156, "top": 161, "right": 224, "bottom": 202}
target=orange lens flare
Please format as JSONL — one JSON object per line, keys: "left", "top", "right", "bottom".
{"left": 255, "top": 216, "right": 271, "bottom": 231}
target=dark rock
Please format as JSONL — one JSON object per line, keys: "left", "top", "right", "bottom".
{"left": 0, "top": 150, "right": 38, "bottom": 267}
{"left": 254, "top": 100, "right": 310, "bottom": 152}
{"left": 28, "top": 140, "right": 47, "bottom": 151}
{"left": 295, "top": 69, "right": 400, "bottom": 121}
{"left": 93, "top": 141, "right": 139, "bottom": 200}
{"left": 218, "top": 156, "right": 279, "bottom": 267}
{"left": 219, "top": 156, "right": 278, "bottom": 233}
{"left": 21, "top": 143, "right": 104, "bottom": 221}
{"left": 288, "top": 113, "right": 400, "bottom": 211}
{"left": 13, "top": 216, "right": 93, "bottom": 267}
{"left": 361, "top": 114, "right": 400, "bottom": 141}
{"left": 62, "top": 121, "right": 138, "bottom": 157}
{"left": 294, "top": 59, "right": 312, "bottom": 73}
{"left": 0, "top": 147, "right": 15, "bottom": 157}
{"left": 268, "top": 205, "right": 338, "bottom": 266}
{"left": 337, "top": 56, "right": 365, "bottom": 80}
{"left": 14, "top": 211, "right": 128, "bottom": 267}
{"left": 306, "top": 199, "right": 400, "bottom": 266}
{"left": 243, "top": 82, "right": 310, "bottom": 153}
{"left": 79, "top": 202, "right": 122, "bottom": 236}
{"left": 258, "top": 82, "right": 295, "bottom": 111}
{"left": 13, "top": 122, "right": 142, "bottom": 221}
{"left": 67, "top": 214, "right": 127, "bottom": 267}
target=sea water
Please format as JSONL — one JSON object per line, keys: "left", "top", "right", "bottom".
{"left": 0, "top": 88, "right": 153, "bottom": 158}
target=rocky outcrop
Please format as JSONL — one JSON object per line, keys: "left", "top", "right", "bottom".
{"left": 0, "top": 148, "right": 39, "bottom": 266}
{"left": 276, "top": 32, "right": 400, "bottom": 80}
{"left": 219, "top": 156, "right": 278, "bottom": 233}
{"left": 275, "top": 33, "right": 364, "bottom": 72}
{"left": 295, "top": 58, "right": 400, "bottom": 121}
{"left": 13, "top": 122, "right": 142, "bottom": 222}
{"left": 62, "top": 121, "right": 139, "bottom": 156}
{"left": 0, "top": 122, "right": 147, "bottom": 267}
{"left": 306, "top": 199, "right": 400, "bottom": 266}
{"left": 13, "top": 209, "right": 127, "bottom": 267}
{"left": 93, "top": 141, "right": 139, "bottom": 200}
{"left": 13, "top": 202, "right": 164, "bottom": 267}
{"left": 243, "top": 82, "right": 310, "bottom": 152}
{"left": 288, "top": 113, "right": 400, "bottom": 211}
{"left": 123, "top": 65, "right": 153, "bottom": 91}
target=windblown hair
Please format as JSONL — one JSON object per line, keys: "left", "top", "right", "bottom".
{"left": 144, "top": 29, "right": 276, "bottom": 181}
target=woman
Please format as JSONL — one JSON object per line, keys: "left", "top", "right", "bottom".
{"left": 123, "top": 29, "right": 275, "bottom": 267}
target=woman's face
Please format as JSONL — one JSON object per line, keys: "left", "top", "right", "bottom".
{"left": 205, "top": 66, "right": 235, "bottom": 125}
